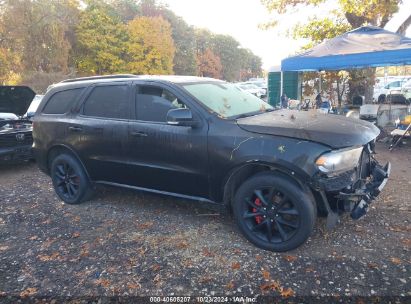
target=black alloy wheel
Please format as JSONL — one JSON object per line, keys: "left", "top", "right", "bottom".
{"left": 233, "top": 172, "right": 316, "bottom": 252}
{"left": 54, "top": 161, "right": 81, "bottom": 200}
{"left": 51, "top": 153, "right": 93, "bottom": 204}
{"left": 243, "top": 188, "right": 300, "bottom": 243}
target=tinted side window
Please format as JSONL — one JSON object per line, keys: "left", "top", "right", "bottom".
{"left": 83, "top": 85, "right": 129, "bottom": 119}
{"left": 136, "top": 86, "right": 187, "bottom": 122}
{"left": 43, "top": 88, "right": 83, "bottom": 114}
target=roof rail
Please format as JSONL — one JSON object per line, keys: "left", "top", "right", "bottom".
{"left": 60, "top": 74, "right": 137, "bottom": 83}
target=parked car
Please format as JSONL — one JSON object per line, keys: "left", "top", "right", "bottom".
{"left": 0, "top": 86, "right": 35, "bottom": 163}
{"left": 245, "top": 81, "right": 267, "bottom": 98}
{"left": 25, "top": 94, "right": 44, "bottom": 120}
{"left": 237, "top": 83, "right": 264, "bottom": 98}
{"left": 373, "top": 79, "right": 408, "bottom": 103}
{"left": 33, "top": 75, "right": 390, "bottom": 252}
{"left": 399, "top": 79, "right": 411, "bottom": 102}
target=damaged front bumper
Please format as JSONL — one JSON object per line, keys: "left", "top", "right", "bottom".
{"left": 314, "top": 158, "right": 391, "bottom": 221}
{"left": 338, "top": 161, "right": 391, "bottom": 219}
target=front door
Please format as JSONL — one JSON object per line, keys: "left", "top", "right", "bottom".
{"left": 125, "top": 82, "right": 209, "bottom": 198}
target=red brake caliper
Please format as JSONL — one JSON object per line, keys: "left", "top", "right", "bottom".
{"left": 253, "top": 198, "right": 263, "bottom": 224}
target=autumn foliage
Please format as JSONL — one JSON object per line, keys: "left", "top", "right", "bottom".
{"left": 0, "top": 0, "right": 262, "bottom": 90}
{"left": 197, "top": 48, "right": 223, "bottom": 79}
{"left": 127, "top": 16, "right": 175, "bottom": 75}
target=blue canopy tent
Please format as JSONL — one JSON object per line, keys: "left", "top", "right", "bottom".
{"left": 281, "top": 26, "right": 411, "bottom": 71}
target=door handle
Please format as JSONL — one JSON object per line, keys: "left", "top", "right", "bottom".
{"left": 130, "top": 131, "right": 148, "bottom": 137}
{"left": 68, "top": 126, "right": 83, "bottom": 132}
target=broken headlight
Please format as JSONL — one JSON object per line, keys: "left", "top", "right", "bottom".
{"left": 315, "top": 147, "right": 363, "bottom": 174}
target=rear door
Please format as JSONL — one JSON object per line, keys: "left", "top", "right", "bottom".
{"left": 75, "top": 82, "right": 131, "bottom": 184}
{"left": 125, "top": 81, "right": 210, "bottom": 198}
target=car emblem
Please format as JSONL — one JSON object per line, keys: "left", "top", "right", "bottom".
{"left": 16, "top": 133, "right": 25, "bottom": 141}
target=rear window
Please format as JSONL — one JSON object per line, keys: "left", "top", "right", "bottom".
{"left": 83, "top": 85, "right": 129, "bottom": 119}
{"left": 42, "top": 88, "right": 83, "bottom": 114}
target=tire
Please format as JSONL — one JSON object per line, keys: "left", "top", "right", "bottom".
{"left": 50, "top": 153, "right": 93, "bottom": 204}
{"left": 233, "top": 172, "right": 316, "bottom": 252}
{"left": 378, "top": 94, "right": 386, "bottom": 104}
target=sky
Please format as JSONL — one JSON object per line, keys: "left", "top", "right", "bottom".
{"left": 161, "top": 0, "right": 411, "bottom": 70}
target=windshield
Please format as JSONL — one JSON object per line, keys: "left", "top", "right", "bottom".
{"left": 183, "top": 82, "right": 273, "bottom": 119}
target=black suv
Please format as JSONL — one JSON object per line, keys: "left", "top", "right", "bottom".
{"left": 33, "top": 75, "right": 390, "bottom": 252}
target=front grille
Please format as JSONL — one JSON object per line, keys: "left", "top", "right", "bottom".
{"left": 0, "top": 132, "right": 33, "bottom": 148}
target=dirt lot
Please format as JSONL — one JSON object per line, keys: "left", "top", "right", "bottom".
{"left": 0, "top": 142, "right": 410, "bottom": 302}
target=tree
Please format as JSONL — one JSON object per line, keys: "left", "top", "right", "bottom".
{"left": 73, "top": 1, "right": 128, "bottom": 74}
{"left": 211, "top": 34, "right": 243, "bottom": 82}
{"left": 126, "top": 16, "right": 175, "bottom": 74}
{"left": 135, "top": 0, "right": 198, "bottom": 75}
{"left": 161, "top": 9, "right": 198, "bottom": 75}
{"left": 106, "top": 0, "right": 140, "bottom": 22}
{"left": 197, "top": 48, "right": 222, "bottom": 79}
{"left": 396, "top": 14, "right": 411, "bottom": 34}
{"left": 0, "top": 0, "right": 79, "bottom": 74}
{"left": 261, "top": 0, "right": 403, "bottom": 103}
{"left": 238, "top": 48, "right": 263, "bottom": 81}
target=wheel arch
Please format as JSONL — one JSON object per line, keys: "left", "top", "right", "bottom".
{"left": 46, "top": 144, "right": 91, "bottom": 180}
{"left": 222, "top": 161, "right": 313, "bottom": 211}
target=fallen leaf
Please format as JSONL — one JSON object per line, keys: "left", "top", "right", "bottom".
{"left": 284, "top": 255, "right": 297, "bottom": 262}
{"left": 202, "top": 248, "right": 214, "bottom": 257}
{"left": 41, "top": 218, "right": 52, "bottom": 225}
{"left": 0, "top": 291, "right": 6, "bottom": 296}
{"left": 367, "top": 262, "right": 378, "bottom": 269}
{"left": 71, "top": 232, "right": 80, "bottom": 238}
{"left": 233, "top": 249, "right": 241, "bottom": 254}
{"left": 389, "top": 225, "right": 411, "bottom": 232}
{"left": 260, "top": 281, "right": 281, "bottom": 292}
{"left": 226, "top": 281, "right": 235, "bottom": 289}
{"left": 401, "top": 239, "right": 411, "bottom": 246}
{"left": 40, "top": 239, "right": 55, "bottom": 250}
{"left": 0, "top": 246, "right": 9, "bottom": 251}
{"left": 138, "top": 247, "right": 147, "bottom": 256}
{"left": 176, "top": 241, "right": 189, "bottom": 249}
{"left": 390, "top": 257, "right": 402, "bottom": 265}
{"left": 72, "top": 216, "right": 81, "bottom": 222}
{"left": 305, "top": 267, "right": 315, "bottom": 273}
{"left": 29, "top": 236, "right": 38, "bottom": 240}
{"left": 231, "top": 262, "right": 241, "bottom": 270}
{"left": 127, "top": 282, "right": 141, "bottom": 289}
{"left": 38, "top": 252, "right": 61, "bottom": 262}
{"left": 262, "top": 270, "right": 270, "bottom": 280}
{"left": 280, "top": 287, "right": 295, "bottom": 297}
{"left": 96, "top": 279, "right": 110, "bottom": 288}
{"left": 199, "top": 276, "right": 213, "bottom": 284}
{"left": 20, "top": 288, "right": 37, "bottom": 298}
{"left": 153, "top": 274, "right": 161, "bottom": 284}
{"left": 256, "top": 255, "right": 263, "bottom": 261}
{"left": 152, "top": 264, "right": 161, "bottom": 271}
{"left": 138, "top": 222, "right": 154, "bottom": 229}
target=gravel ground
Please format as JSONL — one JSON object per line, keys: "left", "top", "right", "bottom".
{"left": 0, "top": 142, "right": 410, "bottom": 302}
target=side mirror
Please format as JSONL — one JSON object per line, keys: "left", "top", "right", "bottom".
{"left": 26, "top": 112, "right": 35, "bottom": 119}
{"left": 166, "top": 108, "right": 197, "bottom": 127}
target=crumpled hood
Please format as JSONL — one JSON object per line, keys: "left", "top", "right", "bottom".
{"left": 237, "top": 110, "right": 380, "bottom": 149}
{"left": 0, "top": 86, "right": 35, "bottom": 117}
